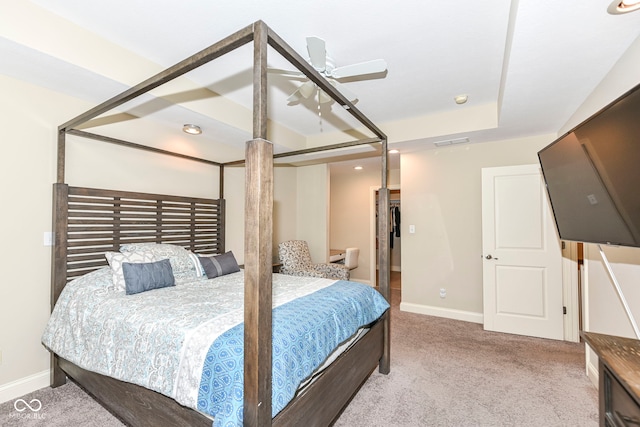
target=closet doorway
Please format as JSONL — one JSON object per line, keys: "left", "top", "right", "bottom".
{"left": 370, "top": 186, "right": 401, "bottom": 290}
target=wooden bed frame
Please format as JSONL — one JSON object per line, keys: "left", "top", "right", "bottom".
{"left": 50, "top": 20, "right": 391, "bottom": 426}
{"left": 55, "top": 314, "right": 386, "bottom": 427}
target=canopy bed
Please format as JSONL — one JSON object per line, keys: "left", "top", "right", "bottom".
{"left": 45, "top": 20, "right": 391, "bottom": 427}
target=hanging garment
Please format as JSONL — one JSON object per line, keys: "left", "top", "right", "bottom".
{"left": 389, "top": 206, "right": 395, "bottom": 249}
{"left": 394, "top": 206, "right": 400, "bottom": 237}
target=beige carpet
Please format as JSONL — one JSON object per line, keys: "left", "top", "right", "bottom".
{"left": 1, "top": 288, "right": 598, "bottom": 426}
{"left": 335, "top": 289, "right": 598, "bottom": 426}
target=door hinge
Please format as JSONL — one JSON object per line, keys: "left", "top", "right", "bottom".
{"left": 563, "top": 306, "right": 567, "bottom": 315}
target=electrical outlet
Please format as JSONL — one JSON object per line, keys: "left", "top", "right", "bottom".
{"left": 439, "top": 288, "right": 446, "bottom": 298}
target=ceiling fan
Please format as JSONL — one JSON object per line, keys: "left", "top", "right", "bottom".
{"left": 272, "top": 36, "right": 387, "bottom": 105}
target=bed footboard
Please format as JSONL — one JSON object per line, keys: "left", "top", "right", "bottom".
{"left": 58, "top": 357, "right": 211, "bottom": 427}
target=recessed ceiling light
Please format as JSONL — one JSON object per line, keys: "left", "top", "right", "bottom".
{"left": 354, "top": 165, "right": 363, "bottom": 171}
{"left": 454, "top": 94, "right": 468, "bottom": 105}
{"left": 183, "top": 124, "right": 202, "bottom": 135}
{"left": 388, "top": 149, "right": 399, "bottom": 154}
{"left": 608, "top": 0, "right": 640, "bottom": 13}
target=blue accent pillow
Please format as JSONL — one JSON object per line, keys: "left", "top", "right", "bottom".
{"left": 122, "top": 259, "right": 175, "bottom": 295}
{"left": 199, "top": 251, "right": 240, "bottom": 279}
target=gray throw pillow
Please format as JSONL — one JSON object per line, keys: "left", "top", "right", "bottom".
{"left": 122, "top": 259, "right": 175, "bottom": 295}
{"left": 199, "top": 251, "right": 240, "bottom": 279}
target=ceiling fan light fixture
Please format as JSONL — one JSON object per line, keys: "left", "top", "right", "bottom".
{"left": 608, "top": 0, "right": 640, "bottom": 13}
{"left": 285, "top": 36, "right": 387, "bottom": 107}
{"left": 182, "top": 124, "right": 202, "bottom": 135}
{"left": 454, "top": 94, "right": 468, "bottom": 105}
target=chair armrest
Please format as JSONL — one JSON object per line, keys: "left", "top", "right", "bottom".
{"left": 279, "top": 266, "right": 325, "bottom": 278}
{"left": 314, "top": 263, "right": 350, "bottom": 280}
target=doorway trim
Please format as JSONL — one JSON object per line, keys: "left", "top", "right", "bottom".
{"left": 562, "top": 241, "right": 580, "bottom": 342}
{"left": 370, "top": 184, "right": 400, "bottom": 287}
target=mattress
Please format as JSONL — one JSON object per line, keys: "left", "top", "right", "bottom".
{"left": 42, "top": 267, "right": 389, "bottom": 426}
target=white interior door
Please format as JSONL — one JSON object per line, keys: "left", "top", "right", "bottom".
{"left": 482, "top": 164, "right": 564, "bottom": 340}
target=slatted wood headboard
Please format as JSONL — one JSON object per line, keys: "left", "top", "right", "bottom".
{"left": 51, "top": 183, "right": 225, "bottom": 305}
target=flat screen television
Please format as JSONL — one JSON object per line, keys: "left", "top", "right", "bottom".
{"left": 538, "top": 82, "right": 640, "bottom": 248}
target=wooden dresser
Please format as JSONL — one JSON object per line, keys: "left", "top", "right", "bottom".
{"left": 583, "top": 332, "right": 640, "bottom": 426}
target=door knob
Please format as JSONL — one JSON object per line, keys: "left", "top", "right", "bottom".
{"left": 485, "top": 254, "right": 498, "bottom": 260}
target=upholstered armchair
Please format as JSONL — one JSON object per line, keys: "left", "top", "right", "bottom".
{"left": 278, "top": 240, "right": 350, "bottom": 280}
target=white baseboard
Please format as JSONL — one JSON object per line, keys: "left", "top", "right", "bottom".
{"left": 400, "top": 302, "right": 483, "bottom": 324}
{"left": 586, "top": 359, "right": 599, "bottom": 389}
{"left": 585, "top": 344, "right": 599, "bottom": 390}
{"left": 0, "top": 370, "right": 50, "bottom": 404}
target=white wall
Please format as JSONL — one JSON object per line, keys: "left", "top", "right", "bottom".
{"left": 584, "top": 246, "right": 640, "bottom": 337}
{"left": 329, "top": 162, "right": 401, "bottom": 284}
{"left": 0, "top": 75, "right": 60, "bottom": 401}
{"left": 296, "top": 164, "right": 330, "bottom": 263}
{"left": 399, "top": 135, "right": 554, "bottom": 321}
{"left": 66, "top": 136, "right": 220, "bottom": 198}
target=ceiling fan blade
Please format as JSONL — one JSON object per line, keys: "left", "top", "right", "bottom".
{"left": 306, "top": 36, "right": 326, "bottom": 71}
{"left": 268, "top": 68, "right": 305, "bottom": 79}
{"left": 298, "top": 80, "right": 316, "bottom": 99}
{"left": 330, "top": 80, "right": 358, "bottom": 103}
{"left": 330, "top": 59, "right": 387, "bottom": 79}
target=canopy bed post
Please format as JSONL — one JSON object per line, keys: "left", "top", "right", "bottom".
{"left": 378, "top": 138, "right": 391, "bottom": 374}
{"left": 244, "top": 139, "right": 273, "bottom": 425}
{"left": 244, "top": 20, "right": 273, "bottom": 426}
{"left": 50, "top": 182, "right": 68, "bottom": 387}
{"left": 219, "top": 165, "right": 226, "bottom": 253}
{"left": 56, "top": 129, "right": 65, "bottom": 184}
{"left": 52, "top": 127, "right": 67, "bottom": 387}
{"left": 219, "top": 164, "right": 225, "bottom": 199}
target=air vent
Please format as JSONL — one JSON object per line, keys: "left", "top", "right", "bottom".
{"left": 433, "top": 137, "right": 469, "bottom": 147}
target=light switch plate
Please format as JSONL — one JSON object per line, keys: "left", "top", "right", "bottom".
{"left": 43, "top": 232, "right": 54, "bottom": 246}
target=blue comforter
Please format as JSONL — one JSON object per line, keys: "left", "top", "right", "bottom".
{"left": 197, "top": 281, "right": 389, "bottom": 427}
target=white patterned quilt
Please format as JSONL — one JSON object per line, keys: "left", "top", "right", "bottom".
{"left": 41, "top": 268, "right": 343, "bottom": 409}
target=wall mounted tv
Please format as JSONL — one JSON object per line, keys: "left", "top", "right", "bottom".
{"left": 538, "top": 82, "right": 640, "bottom": 248}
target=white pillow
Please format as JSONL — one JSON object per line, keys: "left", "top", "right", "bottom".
{"left": 119, "top": 243, "right": 197, "bottom": 279}
{"left": 188, "top": 252, "right": 206, "bottom": 277}
{"left": 105, "top": 251, "right": 157, "bottom": 291}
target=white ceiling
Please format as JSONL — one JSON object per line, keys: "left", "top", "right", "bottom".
{"left": 4, "top": 0, "right": 640, "bottom": 167}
